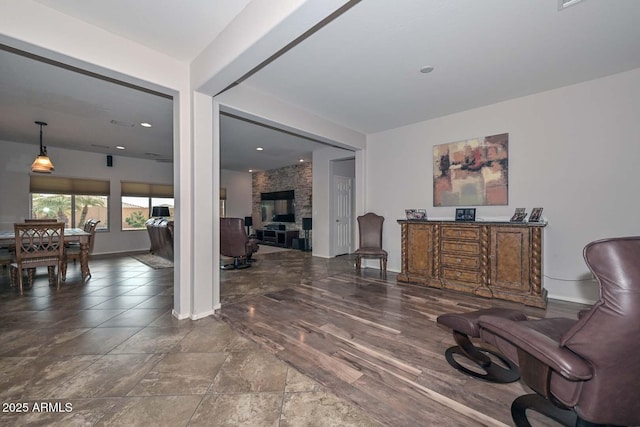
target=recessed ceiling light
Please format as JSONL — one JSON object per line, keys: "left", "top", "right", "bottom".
{"left": 140, "top": 122, "right": 152, "bottom": 128}
{"left": 116, "top": 146, "right": 125, "bottom": 150}
{"left": 299, "top": 159, "right": 304, "bottom": 162}
{"left": 256, "top": 147, "right": 264, "bottom": 151}
{"left": 248, "top": 169, "right": 253, "bottom": 173}
{"left": 420, "top": 65, "right": 435, "bottom": 74}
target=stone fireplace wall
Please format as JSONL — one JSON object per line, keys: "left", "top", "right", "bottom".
{"left": 252, "top": 162, "right": 312, "bottom": 230}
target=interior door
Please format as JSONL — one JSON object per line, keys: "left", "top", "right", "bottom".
{"left": 332, "top": 175, "right": 353, "bottom": 255}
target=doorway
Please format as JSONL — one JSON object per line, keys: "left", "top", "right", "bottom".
{"left": 331, "top": 158, "right": 355, "bottom": 256}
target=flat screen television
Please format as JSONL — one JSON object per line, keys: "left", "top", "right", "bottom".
{"left": 261, "top": 190, "right": 295, "bottom": 222}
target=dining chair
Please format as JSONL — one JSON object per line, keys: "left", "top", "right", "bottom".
{"left": 354, "top": 212, "right": 388, "bottom": 277}
{"left": 61, "top": 219, "right": 99, "bottom": 281}
{"left": 10, "top": 222, "right": 65, "bottom": 295}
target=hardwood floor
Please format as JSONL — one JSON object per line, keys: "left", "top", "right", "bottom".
{"left": 219, "top": 252, "right": 588, "bottom": 427}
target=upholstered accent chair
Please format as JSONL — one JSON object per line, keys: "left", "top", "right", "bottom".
{"left": 354, "top": 212, "right": 387, "bottom": 277}
{"left": 479, "top": 236, "right": 640, "bottom": 427}
{"left": 10, "top": 222, "right": 65, "bottom": 294}
{"left": 220, "top": 218, "right": 259, "bottom": 270}
{"left": 62, "top": 219, "right": 100, "bottom": 281}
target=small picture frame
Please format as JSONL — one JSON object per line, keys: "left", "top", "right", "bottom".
{"left": 415, "top": 209, "right": 427, "bottom": 220}
{"left": 510, "top": 208, "right": 528, "bottom": 222}
{"left": 455, "top": 208, "right": 476, "bottom": 222}
{"left": 405, "top": 209, "right": 417, "bottom": 220}
{"left": 529, "top": 207, "right": 544, "bottom": 222}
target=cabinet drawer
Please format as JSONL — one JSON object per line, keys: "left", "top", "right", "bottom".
{"left": 441, "top": 240, "right": 480, "bottom": 255}
{"left": 441, "top": 227, "right": 480, "bottom": 240}
{"left": 441, "top": 254, "right": 480, "bottom": 269}
{"left": 442, "top": 267, "right": 480, "bottom": 284}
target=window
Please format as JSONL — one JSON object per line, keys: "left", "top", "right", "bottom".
{"left": 30, "top": 176, "right": 110, "bottom": 229}
{"left": 121, "top": 181, "right": 174, "bottom": 231}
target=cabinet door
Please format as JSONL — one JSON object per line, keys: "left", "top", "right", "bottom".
{"left": 490, "top": 227, "right": 530, "bottom": 292}
{"left": 407, "top": 224, "right": 433, "bottom": 277}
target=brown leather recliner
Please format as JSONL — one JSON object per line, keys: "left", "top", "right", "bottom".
{"left": 220, "top": 218, "right": 259, "bottom": 270}
{"left": 479, "top": 236, "right": 640, "bottom": 427}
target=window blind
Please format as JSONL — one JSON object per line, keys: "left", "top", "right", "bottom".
{"left": 121, "top": 181, "right": 173, "bottom": 198}
{"left": 30, "top": 176, "right": 110, "bottom": 195}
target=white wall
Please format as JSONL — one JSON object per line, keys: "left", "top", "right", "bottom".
{"left": 0, "top": 140, "right": 173, "bottom": 255}
{"left": 367, "top": 68, "right": 640, "bottom": 304}
{"left": 220, "top": 169, "right": 252, "bottom": 218}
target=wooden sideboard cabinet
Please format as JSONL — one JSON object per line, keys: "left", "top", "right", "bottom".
{"left": 397, "top": 220, "right": 547, "bottom": 308}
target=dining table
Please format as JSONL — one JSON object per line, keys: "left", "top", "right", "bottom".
{"left": 0, "top": 227, "right": 92, "bottom": 282}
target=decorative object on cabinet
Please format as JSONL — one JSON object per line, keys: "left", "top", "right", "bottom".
{"left": 406, "top": 209, "right": 427, "bottom": 220}
{"left": 415, "top": 209, "right": 427, "bottom": 220}
{"left": 397, "top": 220, "right": 547, "bottom": 308}
{"left": 434, "top": 133, "right": 508, "bottom": 206}
{"left": 528, "top": 207, "right": 543, "bottom": 222}
{"left": 510, "top": 208, "right": 527, "bottom": 222}
{"left": 455, "top": 208, "right": 476, "bottom": 222}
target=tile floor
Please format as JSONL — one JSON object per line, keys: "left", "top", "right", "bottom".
{"left": 0, "top": 253, "right": 378, "bottom": 426}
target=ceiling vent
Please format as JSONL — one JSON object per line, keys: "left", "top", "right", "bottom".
{"left": 558, "top": 0, "right": 586, "bottom": 10}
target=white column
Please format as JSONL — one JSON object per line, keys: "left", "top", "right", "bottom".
{"left": 189, "top": 91, "right": 217, "bottom": 317}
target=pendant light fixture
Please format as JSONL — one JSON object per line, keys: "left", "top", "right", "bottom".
{"left": 31, "top": 121, "right": 55, "bottom": 173}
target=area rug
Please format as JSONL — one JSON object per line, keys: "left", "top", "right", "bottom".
{"left": 131, "top": 253, "right": 174, "bottom": 269}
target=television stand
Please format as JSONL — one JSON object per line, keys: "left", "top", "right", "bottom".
{"left": 255, "top": 229, "right": 299, "bottom": 248}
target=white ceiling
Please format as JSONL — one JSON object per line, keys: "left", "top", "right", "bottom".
{"left": 2, "top": 0, "right": 640, "bottom": 171}
{"left": 245, "top": 0, "right": 640, "bottom": 133}
{"left": 34, "top": 0, "right": 252, "bottom": 61}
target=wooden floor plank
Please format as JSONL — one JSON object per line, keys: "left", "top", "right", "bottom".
{"left": 219, "top": 257, "right": 585, "bottom": 426}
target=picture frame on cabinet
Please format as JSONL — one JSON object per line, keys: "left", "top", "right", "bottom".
{"left": 529, "top": 207, "right": 544, "bottom": 222}
{"left": 455, "top": 208, "right": 476, "bottom": 221}
{"left": 510, "top": 208, "right": 527, "bottom": 222}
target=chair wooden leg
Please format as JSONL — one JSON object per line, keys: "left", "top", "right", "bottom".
{"left": 18, "top": 268, "right": 24, "bottom": 295}
{"left": 27, "top": 268, "right": 35, "bottom": 288}
{"left": 9, "top": 266, "right": 16, "bottom": 288}
{"left": 355, "top": 255, "right": 362, "bottom": 271}
{"left": 48, "top": 266, "right": 55, "bottom": 285}
{"left": 61, "top": 261, "right": 67, "bottom": 281}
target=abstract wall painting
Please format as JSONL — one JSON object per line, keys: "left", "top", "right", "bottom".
{"left": 433, "top": 133, "right": 508, "bottom": 206}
